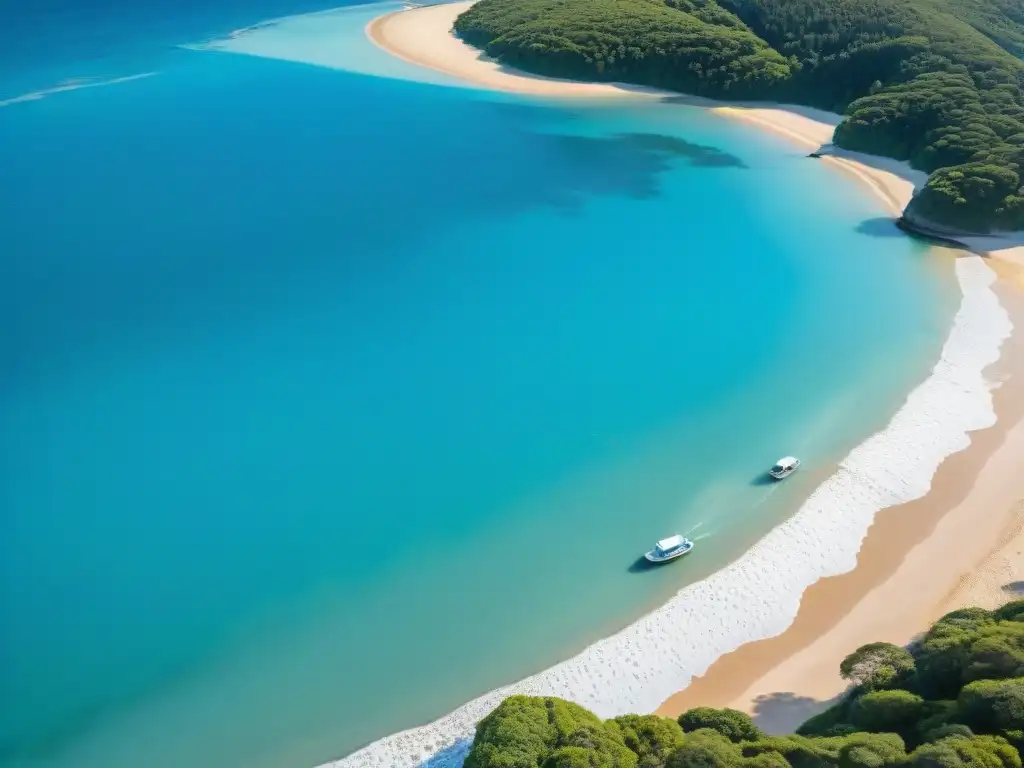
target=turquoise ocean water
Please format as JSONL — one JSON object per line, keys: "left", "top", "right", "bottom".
{"left": 1, "top": 3, "right": 958, "bottom": 767}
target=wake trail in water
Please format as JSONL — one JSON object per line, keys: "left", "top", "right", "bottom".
{"left": 751, "top": 484, "right": 778, "bottom": 509}
{"left": 0, "top": 73, "right": 158, "bottom": 109}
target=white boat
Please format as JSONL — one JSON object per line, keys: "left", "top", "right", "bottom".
{"left": 769, "top": 456, "right": 801, "bottom": 480}
{"left": 644, "top": 534, "right": 694, "bottom": 563}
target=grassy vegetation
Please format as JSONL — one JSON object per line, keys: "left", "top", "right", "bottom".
{"left": 462, "top": 602, "right": 1024, "bottom": 768}
{"left": 453, "top": 0, "right": 1024, "bottom": 233}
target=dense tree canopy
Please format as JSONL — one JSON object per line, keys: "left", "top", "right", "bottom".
{"left": 914, "top": 608, "right": 1024, "bottom": 699}
{"left": 840, "top": 643, "right": 917, "bottom": 691}
{"left": 464, "top": 696, "right": 637, "bottom": 768}
{"left": 848, "top": 690, "right": 926, "bottom": 738}
{"left": 454, "top": 0, "right": 1024, "bottom": 233}
{"left": 455, "top": 0, "right": 791, "bottom": 97}
{"left": 609, "top": 714, "right": 686, "bottom": 767}
{"left": 463, "top": 603, "right": 1024, "bottom": 768}
{"left": 678, "top": 708, "right": 765, "bottom": 743}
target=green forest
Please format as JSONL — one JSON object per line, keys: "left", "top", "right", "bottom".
{"left": 463, "top": 601, "right": 1024, "bottom": 768}
{"left": 453, "top": 0, "right": 1024, "bottom": 233}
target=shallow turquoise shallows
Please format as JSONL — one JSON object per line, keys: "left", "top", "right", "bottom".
{"left": 0, "top": 5, "right": 957, "bottom": 767}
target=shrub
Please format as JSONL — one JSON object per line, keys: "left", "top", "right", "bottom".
{"left": 922, "top": 724, "right": 975, "bottom": 742}
{"left": 994, "top": 601, "right": 1024, "bottom": 623}
{"left": 665, "top": 728, "right": 743, "bottom": 768}
{"left": 906, "top": 735, "right": 1021, "bottom": 768}
{"left": 849, "top": 690, "right": 926, "bottom": 735}
{"left": 797, "top": 702, "right": 851, "bottom": 736}
{"left": 841, "top": 643, "right": 917, "bottom": 691}
{"left": 837, "top": 732, "right": 906, "bottom": 768}
{"left": 466, "top": 696, "right": 633, "bottom": 768}
{"left": 957, "top": 678, "right": 1024, "bottom": 734}
{"left": 678, "top": 708, "right": 764, "bottom": 743}
{"left": 609, "top": 715, "right": 685, "bottom": 767}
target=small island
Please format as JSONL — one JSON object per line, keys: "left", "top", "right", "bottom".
{"left": 464, "top": 602, "right": 1024, "bottom": 768}
{"left": 452, "top": 0, "right": 1024, "bottom": 235}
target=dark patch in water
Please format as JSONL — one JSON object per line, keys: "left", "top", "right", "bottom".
{"left": 0, "top": 61, "right": 743, "bottom": 399}
{"left": 627, "top": 555, "right": 660, "bottom": 573}
{"left": 538, "top": 130, "right": 745, "bottom": 211}
{"left": 613, "top": 132, "right": 747, "bottom": 167}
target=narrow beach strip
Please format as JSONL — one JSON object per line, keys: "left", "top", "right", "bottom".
{"left": 365, "top": 1, "right": 663, "bottom": 97}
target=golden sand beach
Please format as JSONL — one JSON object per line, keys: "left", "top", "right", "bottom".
{"left": 365, "top": 3, "right": 922, "bottom": 221}
{"left": 658, "top": 282, "right": 1024, "bottom": 729}
{"left": 367, "top": 0, "right": 1024, "bottom": 733}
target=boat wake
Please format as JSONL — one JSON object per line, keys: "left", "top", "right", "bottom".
{"left": 750, "top": 483, "right": 778, "bottom": 509}
{"left": 0, "top": 73, "right": 158, "bottom": 109}
{"left": 326, "top": 256, "right": 1011, "bottom": 768}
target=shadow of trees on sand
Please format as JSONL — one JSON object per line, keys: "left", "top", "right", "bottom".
{"left": 749, "top": 691, "right": 837, "bottom": 734}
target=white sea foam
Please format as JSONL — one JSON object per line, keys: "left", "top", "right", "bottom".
{"left": 0, "top": 73, "right": 158, "bottom": 109}
{"left": 326, "top": 255, "right": 1011, "bottom": 768}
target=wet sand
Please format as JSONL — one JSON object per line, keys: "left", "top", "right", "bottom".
{"left": 657, "top": 278, "right": 1024, "bottom": 731}
{"left": 366, "top": 4, "right": 924, "bottom": 230}
{"left": 365, "top": 0, "right": 1024, "bottom": 737}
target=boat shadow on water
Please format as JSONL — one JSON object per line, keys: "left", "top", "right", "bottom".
{"left": 627, "top": 556, "right": 660, "bottom": 574}
{"left": 628, "top": 555, "right": 691, "bottom": 574}
{"left": 750, "top": 471, "right": 777, "bottom": 486}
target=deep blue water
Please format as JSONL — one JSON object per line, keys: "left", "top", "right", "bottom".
{"left": 0, "top": 5, "right": 957, "bottom": 767}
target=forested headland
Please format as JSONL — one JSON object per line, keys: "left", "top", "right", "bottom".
{"left": 453, "top": 0, "right": 1024, "bottom": 234}
{"left": 463, "top": 601, "right": 1024, "bottom": 768}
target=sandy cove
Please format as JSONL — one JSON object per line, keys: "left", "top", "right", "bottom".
{"left": 658, "top": 278, "right": 1024, "bottom": 729}
{"left": 367, "top": 2, "right": 1024, "bottom": 274}
{"left": 365, "top": 3, "right": 917, "bottom": 213}
{"left": 366, "top": 0, "right": 1024, "bottom": 736}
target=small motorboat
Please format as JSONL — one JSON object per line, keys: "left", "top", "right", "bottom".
{"left": 644, "top": 534, "right": 695, "bottom": 564}
{"left": 769, "top": 456, "right": 801, "bottom": 480}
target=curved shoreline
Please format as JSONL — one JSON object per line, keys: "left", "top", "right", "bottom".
{"left": 366, "top": 3, "right": 1024, "bottom": 268}
{"left": 318, "top": 8, "right": 1024, "bottom": 767}
{"left": 365, "top": 2, "right": 925, "bottom": 222}
{"left": 365, "top": 1, "right": 665, "bottom": 98}
{"left": 658, "top": 278, "right": 1024, "bottom": 723}
{"left": 330, "top": 253, "right": 1015, "bottom": 768}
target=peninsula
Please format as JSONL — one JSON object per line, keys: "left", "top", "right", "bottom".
{"left": 381, "top": 0, "right": 1024, "bottom": 236}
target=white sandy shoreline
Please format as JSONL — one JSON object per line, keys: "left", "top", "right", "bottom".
{"left": 266, "top": 4, "right": 1024, "bottom": 765}
{"left": 312, "top": 5, "right": 1024, "bottom": 768}
{"left": 327, "top": 6, "right": 1024, "bottom": 768}
{"left": 328, "top": 258, "right": 1013, "bottom": 768}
